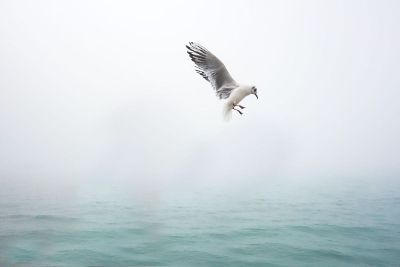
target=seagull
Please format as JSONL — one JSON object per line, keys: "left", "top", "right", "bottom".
{"left": 186, "top": 42, "right": 258, "bottom": 120}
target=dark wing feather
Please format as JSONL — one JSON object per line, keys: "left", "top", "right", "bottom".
{"left": 186, "top": 42, "right": 238, "bottom": 99}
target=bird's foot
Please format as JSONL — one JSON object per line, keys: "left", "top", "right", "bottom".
{"left": 233, "top": 103, "right": 245, "bottom": 109}
{"left": 233, "top": 108, "right": 243, "bottom": 115}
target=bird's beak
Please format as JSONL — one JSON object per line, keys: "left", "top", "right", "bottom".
{"left": 254, "top": 93, "right": 258, "bottom": 99}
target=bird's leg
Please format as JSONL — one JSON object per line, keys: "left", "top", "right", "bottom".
{"left": 232, "top": 103, "right": 243, "bottom": 115}
{"left": 233, "top": 107, "right": 243, "bottom": 115}
{"left": 233, "top": 103, "right": 245, "bottom": 109}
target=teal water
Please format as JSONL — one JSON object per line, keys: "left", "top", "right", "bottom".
{"left": 1, "top": 179, "right": 399, "bottom": 266}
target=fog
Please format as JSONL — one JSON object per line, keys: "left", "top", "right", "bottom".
{"left": 1, "top": 0, "right": 399, "bottom": 193}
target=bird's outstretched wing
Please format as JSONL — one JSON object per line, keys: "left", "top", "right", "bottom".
{"left": 186, "top": 42, "right": 238, "bottom": 99}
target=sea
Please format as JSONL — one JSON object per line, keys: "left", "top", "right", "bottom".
{"left": 0, "top": 178, "right": 399, "bottom": 266}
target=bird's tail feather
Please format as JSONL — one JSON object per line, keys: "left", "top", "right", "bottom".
{"left": 223, "top": 103, "right": 233, "bottom": 121}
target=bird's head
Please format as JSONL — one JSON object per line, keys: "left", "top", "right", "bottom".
{"left": 250, "top": 86, "right": 258, "bottom": 99}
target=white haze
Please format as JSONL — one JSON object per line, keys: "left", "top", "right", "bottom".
{"left": 0, "top": 0, "right": 399, "bottom": 194}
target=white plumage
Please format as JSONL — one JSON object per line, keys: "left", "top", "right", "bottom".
{"left": 186, "top": 42, "right": 258, "bottom": 120}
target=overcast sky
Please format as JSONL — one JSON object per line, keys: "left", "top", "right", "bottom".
{"left": 0, "top": 0, "right": 399, "bottom": 191}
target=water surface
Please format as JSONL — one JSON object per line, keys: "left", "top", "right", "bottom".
{"left": 1, "top": 179, "right": 399, "bottom": 266}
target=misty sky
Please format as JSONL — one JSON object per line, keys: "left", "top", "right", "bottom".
{"left": 0, "top": 0, "right": 399, "bottom": 190}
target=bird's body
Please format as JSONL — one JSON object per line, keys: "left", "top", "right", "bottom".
{"left": 227, "top": 85, "right": 252, "bottom": 106}
{"left": 186, "top": 42, "right": 258, "bottom": 120}
{"left": 223, "top": 85, "right": 252, "bottom": 119}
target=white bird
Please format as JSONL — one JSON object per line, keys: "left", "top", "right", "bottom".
{"left": 186, "top": 42, "right": 258, "bottom": 120}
